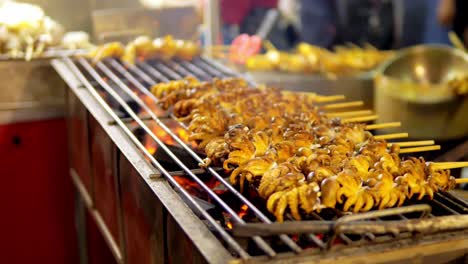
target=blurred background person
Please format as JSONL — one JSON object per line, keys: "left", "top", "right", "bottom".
{"left": 220, "top": 0, "right": 277, "bottom": 44}
{"left": 220, "top": 0, "right": 298, "bottom": 49}
{"left": 299, "top": 0, "right": 430, "bottom": 50}
{"left": 424, "top": 0, "right": 450, "bottom": 44}
{"left": 298, "top": 0, "right": 337, "bottom": 48}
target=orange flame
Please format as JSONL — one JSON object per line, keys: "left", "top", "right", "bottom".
{"left": 139, "top": 94, "right": 197, "bottom": 156}
{"left": 146, "top": 144, "right": 157, "bottom": 155}
{"left": 225, "top": 204, "right": 249, "bottom": 230}
{"left": 143, "top": 121, "right": 197, "bottom": 156}
{"left": 238, "top": 204, "right": 249, "bottom": 219}
{"left": 173, "top": 175, "right": 200, "bottom": 191}
{"left": 142, "top": 94, "right": 162, "bottom": 114}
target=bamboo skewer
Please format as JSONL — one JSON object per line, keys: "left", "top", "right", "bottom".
{"left": 327, "top": 110, "right": 373, "bottom": 118}
{"left": 374, "top": 133, "right": 409, "bottom": 140}
{"left": 399, "top": 145, "right": 441, "bottom": 154}
{"left": 342, "top": 115, "right": 379, "bottom": 123}
{"left": 365, "top": 122, "right": 401, "bottom": 130}
{"left": 313, "top": 95, "right": 347, "bottom": 103}
{"left": 430, "top": 161, "right": 468, "bottom": 170}
{"left": 388, "top": 140, "right": 435, "bottom": 148}
{"left": 455, "top": 178, "right": 468, "bottom": 184}
{"left": 281, "top": 90, "right": 317, "bottom": 96}
{"left": 322, "top": 101, "right": 364, "bottom": 110}
{"left": 282, "top": 91, "right": 346, "bottom": 103}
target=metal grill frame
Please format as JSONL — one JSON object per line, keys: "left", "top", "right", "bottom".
{"left": 53, "top": 56, "right": 468, "bottom": 263}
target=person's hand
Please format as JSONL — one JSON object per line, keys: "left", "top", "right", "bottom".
{"left": 437, "top": 0, "right": 455, "bottom": 27}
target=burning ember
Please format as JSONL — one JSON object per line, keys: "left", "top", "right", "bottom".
{"left": 238, "top": 204, "right": 249, "bottom": 219}
{"left": 174, "top": 175, "right": 202, "bottom": 196}
{"left": 225, "top": 204, "right": 249, "bottom": 230}
{"left": 142, "top": 94, "right": 163, "bottom": 115}
{"left": 172, "top": 175, "right": 227, "bottom": 200}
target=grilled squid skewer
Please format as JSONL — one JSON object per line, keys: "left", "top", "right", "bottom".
{"left": 147, "top": 77, "right": 461, "bottom": 222}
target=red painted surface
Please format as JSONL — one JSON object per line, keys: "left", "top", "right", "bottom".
{"left": 89, "top": 116, "right": 121, "bottom": 249}
{"left": 68, "top": 93, "right": 92, "bottom": 197}
{"left": 86, "top": 212, "right": 117, "bottom": 264}
{"left": 120, "top": 157, "right": 159, "bottom": 264}
{"left": 0, "top": 119, "right": 77, "bottom": 263}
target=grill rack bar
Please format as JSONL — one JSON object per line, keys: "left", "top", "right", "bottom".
{"left": 64, "top": 57, "right": 251, "bottom": 259}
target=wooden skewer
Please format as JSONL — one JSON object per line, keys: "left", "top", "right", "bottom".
{"left": 455, "top": 178, "right": 468, "bottom": 184}
{"left": 399, "top": 145, "right": 441, "bottom": 154}
{"left": 282, "top": 91, "right": 346, "bottom": 103}
{"left": 365, "top": 122, "right": 401, "bottom": 130}
{"left": 327, "top": 110, "right": 373, "bottom": 118}
{"left": 313, "top": 95, "right": 347, "bottom": 103}
{"left": 282, "top": 91, "right": 322, "bottom": 98}
{"left": 374, "top": 133, "right": 409, "bottom": 140}
{"left": 388, "top": 140, "right": 435, "bottom": 147}
{"left": 430, "top": 161, "right": 468, "bottom": 170}
{"left": 322, "top": 101, "right": 364, "bottom": 110}
{"left": 342, "top": 115, "right": 379, "bottom": 123}
{"left": 282, "top": 90, "right": 316, "bottom": 96}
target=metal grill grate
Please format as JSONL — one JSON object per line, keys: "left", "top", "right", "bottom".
{"left": 61, "top": 56, "right": 468, "bottom": 260}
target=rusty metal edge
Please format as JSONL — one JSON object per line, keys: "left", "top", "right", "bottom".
{"left": 244, "top": 231, "right": 468, "bottom": 264}
{"left": 52, "top": 58, "right": 234, "bottom": 264}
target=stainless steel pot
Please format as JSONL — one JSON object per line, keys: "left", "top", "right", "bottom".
{"left": 374, "top": 45, "right": 468, "bottom": 140}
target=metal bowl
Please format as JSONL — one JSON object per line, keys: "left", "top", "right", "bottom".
{"left": 374, "top": 45, "right": 468, "bottom": 139}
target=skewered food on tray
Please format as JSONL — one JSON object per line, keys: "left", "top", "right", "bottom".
{"left": 88, "top": 35, "right": 201, "bottom": 64}
{"left": 245, "top": 42, "right": 393, "bottom": 77}
{"left": 0, "top": 1, "right": 65, "bottom": 60}
{"left": 150, "top": 77, "right": 458, "bottom": 222}
{"left": 0, "top": 2, "right": 93, "bottom": 60}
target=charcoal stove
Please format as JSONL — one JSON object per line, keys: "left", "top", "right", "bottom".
{"left": 52, "top": 55, "right": 468, "bottom": 264}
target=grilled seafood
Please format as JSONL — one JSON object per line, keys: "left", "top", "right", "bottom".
{"left": 149, "top": 77, "right": 457, "bottom": 222}
{"left": 320, "top": 170, "right": 376, "bottom": 212}
{"left": 202, "top": 137, "right": 228, "bottom": 167}
{"left": 88, "top": 35, "right": 201, "bottom": 63}
{"left": 258, "top": 162, "right": 301, "bottom": 198}
{"left": 245, "top": 42, "right": 393, "bottom": 76}
{"left": 89, "top": 42, "right": 124, "bottom": 64}
{"left": 371, "top": 171, "right": 407, "bottom": 209}
{"left": 230, "top": 157, "right": 277, "bottom": 192}
{"left": 0, "top": 2, "right": 68, "bottom": 60}
{"left": 121, "top": 36, "right": 157, "bottom": 65}
{"left": 267, "top": 182, "right": 321, "bottom": 222}
{"left": 395, "top": 158, "right": 456, "bottom": 200}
